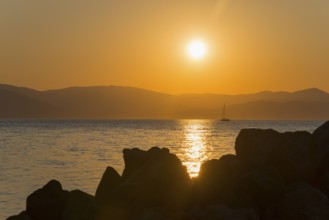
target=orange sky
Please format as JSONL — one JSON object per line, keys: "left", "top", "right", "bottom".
{"left": 0, "top": 0, "right": 328, "bottom": 94}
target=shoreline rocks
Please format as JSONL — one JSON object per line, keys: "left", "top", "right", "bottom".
{"left": 8, "top": 121, "right": 329, "bottom": 220}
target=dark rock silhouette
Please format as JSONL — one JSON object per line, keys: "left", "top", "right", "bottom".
{"left": 277, "top": 131, "right": 317, "bottom": 183}
{"left": 193, "top": 205, "right": 259, "bottom": 220}
{"left": 62, "top": 190, "right": 95, "bottom": 220}
{"left": 19, "top": 180, "right": 95, "bottom": 220}
{"left": 313, "top": 121, "right": 329, "bottom": 161}
{"left": 7, "top": 121, "right": 329, "bottom": 220}
{"left": 196, "top": 155, "right": 243, "bottom": 205}
{"left": 235, "top": 129, "right": 318, "bottom": 183}
{"left": 277, "top": 183, "right": 329, "bottom": 220}
{"left": 121, "top": 148, "right": 149, "bottom": 180}
{"left": 316, "top": 172, "right": 329, "bottom": 198}
{"left": 235, "top": 129, "right": 282, "bottom": 169}
{"left": 228, "top": 167, "right": 285, "bottom": 211}
{"left": 6, "top": 211, "right": 30, "bottom": 220}
{"left": 96, "top": 147, "right": 190, "bottom": 220}
{"left": 26, "top": 180, "right": 69, "bottom": 220}
{"left": 95, "top": 166, "right": 122, "bottom": 207}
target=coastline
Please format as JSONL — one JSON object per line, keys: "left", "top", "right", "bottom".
{"left": 7, "top": 120, "right": 329, "bottom": 220}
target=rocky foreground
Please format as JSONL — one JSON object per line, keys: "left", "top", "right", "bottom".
{"left": 8, "top": 121, "right": 329, "bottom": 220}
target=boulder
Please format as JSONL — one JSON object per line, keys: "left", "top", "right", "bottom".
{"left": 312, "top": 121, "right": 329, "bottom": 157}
{"left": 62, "top": 190, "right": 95, "bottom": 220}
{"left": 98, "top": 147, "right": 190, "bottom": 219}
{"left": 26, "top": 179, "right": 69, "bottom": 220}
{"left": 312, "top": 121, "right": 329, "bottom": 175}
{"left": 235, "top": 129, "right": 281, "bottom": 169}
{"left": 196, "top": 155, "right": 243, "bottom": 205}
{"left": 277, "top": 182, "right": 329, "bottom": 220}
{"left": 192, "top": 205, "right": 259, "bottom": 220}
{"left": 277, "top": 131, "right": 318, "bottom": 183}
{"left": 120, "top": 147, "right": 190, "bottom": 205}
{"left": 95, "top": 166, "right": 121, "bottom": 206}
{"left": 316, "top": 154, "right": 329, "bottom": 178}
{"left": 315, "top": 171, "right": 329, "bottom": 198}
{"left": 135, "top": 208, "right": 169, "bottom": 220}
{"left": 235, "top": 129, "right": 318, "bottom": 183}
{"left": 121, "top": 148, "right": 148, "bottom": 180}
{"left": 6, "top": 211, "right": 31, "bottom": 220}
{"left": 228, "top": 167, "right": 285, "bottom": 211}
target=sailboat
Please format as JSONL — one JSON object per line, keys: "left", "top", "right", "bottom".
{"left": 221, "top": 103, "right": 230, "bottom": 121}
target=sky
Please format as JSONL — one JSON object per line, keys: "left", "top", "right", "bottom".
{"left": 0, "top": 0, "right": 329, "bottom": 94}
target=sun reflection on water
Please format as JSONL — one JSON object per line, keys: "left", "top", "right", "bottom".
{"left": 181, "top": 121, "right": 209, "bottom": 177}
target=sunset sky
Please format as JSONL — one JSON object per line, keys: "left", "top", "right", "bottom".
{"left": 1, "top": 0, "right": 328, "bottom": 94}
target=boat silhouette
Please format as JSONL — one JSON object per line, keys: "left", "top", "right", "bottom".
{"left": 221, "top": 103, "right": 230, "bottom": 121}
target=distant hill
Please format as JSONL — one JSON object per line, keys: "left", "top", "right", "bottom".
{"left": 0, "top": 86, "right": 53, "bottom": 118}
{"left": 1, "top": 84, "right": 329, "bottom": 119}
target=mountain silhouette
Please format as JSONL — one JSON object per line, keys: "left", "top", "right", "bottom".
{"left": 1, "top": 84, "right": 329, "bottom": 119}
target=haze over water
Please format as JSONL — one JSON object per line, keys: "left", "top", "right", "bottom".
{"left": 0, "top": 119, "right": 324, "bottom": 218}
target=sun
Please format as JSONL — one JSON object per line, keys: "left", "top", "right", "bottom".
{"left": 187, "top": 40, "right": 207, "bottom": 60}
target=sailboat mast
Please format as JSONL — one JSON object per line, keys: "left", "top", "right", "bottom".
{"left": 221, "top": 103, "right": 230, "bottom": 121}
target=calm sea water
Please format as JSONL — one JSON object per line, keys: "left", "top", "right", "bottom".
{"left": 0, "top": 120, "right": 324, "bottom": 218}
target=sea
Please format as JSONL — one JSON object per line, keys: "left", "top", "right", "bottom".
{"left": 0, "top": 119, "right": 325, "bottom": 218}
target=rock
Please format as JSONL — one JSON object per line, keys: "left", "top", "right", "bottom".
{"left": 26, "top": 179, "right": 69, "bottom": 220}
{"left": 121, "top": 148, "right": 148, "bottom": 180}
{"left": 235, "top": 129, "right": 281, "bottom": 169}
{"left": 121, "top": 147, "right": 190, "bottom": 202}
{"left": 313, "top": 121, "right": 329, "bottom": 157}
{"left": 135, "top": 208, "right": 169, "bottom": 220}
{"left": 192, "top": 205, "right": 259, "bottom": 220}
{"left": 315, "top": 171, "right": 329, "bottom": 198}
{"left": 126, "top": 147, "right": 190, "bottom": 208}
{"left": 316, "top": 154, "right": 329, "bottom": 178}
{"left": 6, "top": 211, "right": 31, "bottom": 220}
{"left": 228, "top": 167, "right": 285, "bottom": 211}
{"left": 312, "top": 121, "right": 329, "bottom": 175}
{"left": 278, "top": 131, "right": 318, "bottom": 183}
{"left": 99, "top": 147, "right": 190, "bottom": 219}
{"left": 95, "top": 166, "right": 121, "bottom": 206}
{"left": 277, "top": 182, "right": 329, "bottom": 220}
{"left": 235, "top": 129, "right": 318, "bottom": 183}
{"left": 62, "top": 190, "right": 95, "bottom": 220}
{"left": 196, "top": 155, "right": 243, "bottom": 205}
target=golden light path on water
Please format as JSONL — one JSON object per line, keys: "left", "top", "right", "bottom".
{"left": 181, "top": 121, "right": 210, "bottom": 177}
